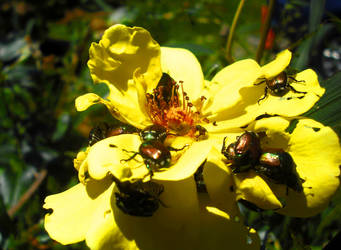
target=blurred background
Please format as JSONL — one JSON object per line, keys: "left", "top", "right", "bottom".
{"left": 0, "top": 0, "right": 340, "bottom": 249}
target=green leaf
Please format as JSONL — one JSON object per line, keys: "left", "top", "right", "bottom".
{"left": 292, "top": 24, "right": 333, "bottom": 70}
{"left": 164, "top": 43, "right": 214, "bottom": 57}
{"left": 0, "top": 36, "right": 29, "bottom": 63}
{"left": 291, "top": 0, "right": 331, "bottom": 70}
{"left": 0, "top": 165, "right": 36, "bottom": 209}
{"left": 316, "top": 194, "right": 341, "bottom": 238}
{"left": 51, "top": 113, "right": 70, "bottom": 142}
{"left": 0, "top": 195, "right": 14, "bottom": 243}
{"left": 309, "top": 0, "right": 326, "bottom": 33}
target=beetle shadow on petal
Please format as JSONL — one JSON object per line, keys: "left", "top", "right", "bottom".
{"left": 85, "top": 177, "right": 113, "bottom": 199}
{"left": 239, "top": 84, "right": 267, "bottom": 105}
{"left": 110, "top": 178, "right": 200, "bottom": 250}
{"left": 258, "top": 131, "right": 290, "bottom": 151}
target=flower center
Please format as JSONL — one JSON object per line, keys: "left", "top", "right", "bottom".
{"left": 146, "top": 74, "right": 207, "bottom": 137}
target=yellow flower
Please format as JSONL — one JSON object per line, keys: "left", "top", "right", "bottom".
{"left": 44, "top": 23, "right": 328, "bottom": 249}
{"left": 75, "top": 24, "right": 323, "bottom": 181}
{"left": 204, "top": 116, "right": 341, "bottom": 217}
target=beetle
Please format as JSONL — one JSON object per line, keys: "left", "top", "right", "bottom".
{"left": 255, "top": 72, "right": 307, "bottom": 104}
{"left": 89, "top": 122, "right": 138, "bottom": 146}
{"left": 140, "top": 124, "right": 167, "bottom": 143}
{"left": 155, "top": 73, "right": 178, "bottom": 106}
{"left": 121, "top": 124, "right": 187, "bottom": 177}
{"left": 113, "top": 177, "right": 164, "bottom": 217}
{"left": 255, "top": 149, "right": 303, "bottom": 193}
{"left": 221, "top": 131, "right": 262, "bottom": 173}
{"left": 138, "top": 140, "right": 172, "bottom": 175}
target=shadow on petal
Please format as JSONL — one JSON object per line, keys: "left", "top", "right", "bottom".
{"left": 196, "top": 193, "right": 260, "bottom": 250}
{"left": 112, "top": 178, "right": 200, "bottom": 250}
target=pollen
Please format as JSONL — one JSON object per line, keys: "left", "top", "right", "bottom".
{"left": 146, "top": 75, "right": 207, "bottom": 137}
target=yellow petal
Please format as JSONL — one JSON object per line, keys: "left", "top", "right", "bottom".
{"left": 112, "top": 178, "right": 200, "bottom": 250}
{"left": 233, "top": 171, "right": 284, "bottom": 210}
{"left": 206, "top": 69, "right": 324, "bottom": 132}
{"left": 88, "top": 24, "right": 161, "bottom": 92}
{"left": 75, "top": 93, "right": 123, "bottom": 120}
{"left": 87, "top": 134, "right": 212, "bottom": 182}
{"left": 86, "top": 24, "right": 162, "bottom": 127}
{"left": 153, "top": 139, "right": 213, "bottom": 181}
{"left": 85, "top": 202, "right": 137, "bottom": 250}
{"left": 75, "top": 93, "right": 102, "bottom": 111}
{"left": 269, "top": 118, "right": 340, "bottom": 217}
{"left": 202, "top": 147, "right": 239, "bottom": 215}
{"left": 44, "top": 178, "right": 114, "bottom": 245}
{"left": 87, "top": 135, "right": 148, "bottom": 181}
{"left": 247, "top": 69, "right": 325, "bottom": 117}
{"left": 244, "top": 117, "right": 340, "bottom": 217}
{"left": 203, "top": 59, "right": 261, "bottom": 116}
{"left": 160, "top": 47, "right": 204, "bottom": 102}
{"left": 195, "top": 193, "right": 260, "bottom": 250}
{"left": 73, "top": 150, "right": 88, "bottom": 171}
{"left": 260, "top": 49, "right": 292, "bottom": 78}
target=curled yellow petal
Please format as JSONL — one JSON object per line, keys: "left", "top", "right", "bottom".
{"left": 75, "top": 93, "right": 121, "bottom": 120}
{"left": 85, "top": 24, "right": 162, "bottom": 127}
{"left": 260, "top": 49, "right": 292, "bottom": 78}
{"left": 73, "top": 150, "right": 88, "bottom": 171}
{"left": 88, "top": 24, "right": 161, "bottom": 92}
{"left": 75, "top": 93, "right": 102, "bottom": 112}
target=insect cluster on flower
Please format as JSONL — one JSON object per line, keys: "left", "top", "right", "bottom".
{"left": 221, "top": 131, "right": 303, "bottom": 194}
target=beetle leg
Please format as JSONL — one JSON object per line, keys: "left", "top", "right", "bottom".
{"left": 144, "top": 163, "right": 154, "bottom": 178}
{"left": 120, "top": 150, "right": 139, "bottom": 162}
{"left": 254, "top": 78, "right": 266, "bottom": 85}
{"left": 257, "top": 86, "right": 268, "bottom": 104}
{"left": 288, "top": 76, "right": 305, "bottom": 83}
{"left": 158, "top": 198, "right": 168, "bottom": 208}
{"left": 288, "top": 85, "right": 307, "bottom": 94}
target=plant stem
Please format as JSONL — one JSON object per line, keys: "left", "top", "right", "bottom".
{"left": 256, "top": 0, "right": 275, "bottom": 63}
{"left": 7, "top": 169, "right": 47, "bottom": 218}
{"left": 225, "top": 0, "right": 245, "bottom": 64}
